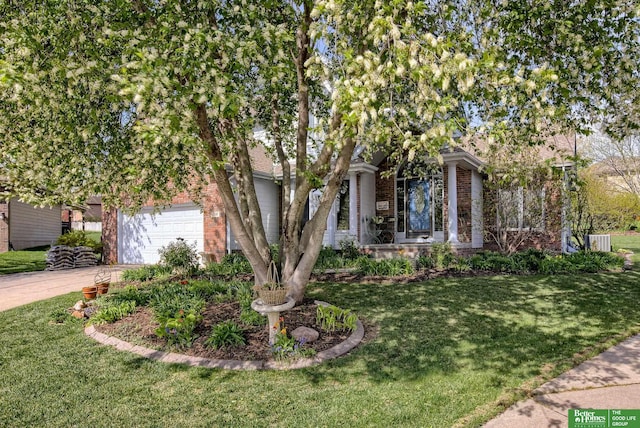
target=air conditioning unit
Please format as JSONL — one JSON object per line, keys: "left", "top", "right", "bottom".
{"left": 585, "top": 234, "right": 611, "bottom": 252}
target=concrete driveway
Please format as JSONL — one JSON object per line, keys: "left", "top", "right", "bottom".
{"left": 0, "top": 265, "right": 133, "bottom": 312}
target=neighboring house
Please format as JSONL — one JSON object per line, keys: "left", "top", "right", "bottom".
{"left": 62, "top": 196, "right": 103, "bottom": 233}
{"left": 103, "top": 136, "right": 575, "bottom": 265}
{"left": 0, "top": 197, "right": 62, "bottom": 253}
{"left": 588, "top": 157, "right": 640, "bottom": 196}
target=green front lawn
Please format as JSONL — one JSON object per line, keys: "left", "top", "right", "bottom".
{"left": 0, "top": 249, "right": 47, "bottom": 275}
{"left": 612, "top": 233, "right": 640, "bottom": 264}
{"left": 1, "top": 272, "right": 640, "bottom": 427}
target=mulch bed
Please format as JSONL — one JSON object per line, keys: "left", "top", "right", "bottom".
{"left": 94, "top": 299, "right": 353, "bottom": 361}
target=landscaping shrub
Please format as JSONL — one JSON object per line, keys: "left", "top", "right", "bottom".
{"left": 450, "top": 256, "right": 471, "bottom": 273}
{"left": 147, "top": 282, "right": 206, "bottom": 347}
{"left": 316, "top": 305, "right": 358, "bottom": 333}
{"left": 48, "top": 308, "right": 75, "bottom": 324}
{"left": 158, "top": 238, "right": 200, "bottom": 274}
{"left": 155, "top": 309, "right": 202, "bottom": 348}
{"left": 430, "top": 242, "right": 455, "bottom": 269}
{"left": 110, "top": 284, "right": 152, "bottom": 307}
{"left": 236, "top": 282, "right": 266, "bottom": 326}
{"left": 339, "top": 239, "right": 361, "bottom": 260}
{"left": 148, "top": 283, "right": 206, "bottom": 320}
{"left": 187, "top": 279, "right": 229, "bottom": 299}
{"left": 466, "top": 249, "right": 623, "bottom": 275}
{"left": 205, "top": 321, "right": 246, "bottom": 349}
{"left": 313, "top": 246, "right": 344, "bottom": 272}
{"left": 204, "top": 253, "right": 252, "bottom": 277}
{"left": 356, "top": 257, "right": 414, "bottom": 276}
{"left": 121, "top": 265, "right": 172, "bottom": 282}
{"left": 416, "top": 254, "right": 435, "bottom": 270}
{"left": 564, "top": 251, "right": 625, "bottom": 273}
{"left": 90, "top": 300, "right": 137, "bottom": 325}
{"left": 56, "top": 230, "right": 102, "bottom": 254}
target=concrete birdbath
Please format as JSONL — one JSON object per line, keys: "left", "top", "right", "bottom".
{"left": 251, "top": 296, "right": 296, "bottom": 345}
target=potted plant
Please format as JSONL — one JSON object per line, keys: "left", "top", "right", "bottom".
{"left": 253, "top": 261, "right": 288, "bottom": 305}
{"left": 94, "top": 268, "right": 111, "bottom": 295}
{"left": 82, "top": 286, "right": 97, "bottom": 300}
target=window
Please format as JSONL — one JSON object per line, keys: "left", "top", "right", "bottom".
{"left": 337, "top": 181, "right": 350, "bottom": 230}
{"left": 497, "top": 186, "right": 545, "bottom": 230}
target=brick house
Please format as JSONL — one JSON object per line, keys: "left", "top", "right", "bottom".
{"left": 104, "top": 139, "right": 574, "bottom": 265}
{"left": 317, "top": 140, "right": 573, "bottom": 257}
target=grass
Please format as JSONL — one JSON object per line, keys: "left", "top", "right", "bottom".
{"left": 0, "top": 248, "right": 47, "bottom": 275}
{"left": 611, "top": 233, "right": 640, "bottom": 264}
{"left": 2, "top": 271, "right": 640, "bottom": 427}
{"left": 85, "top": 231, "right": 102, "bottom": 244}
{"left": 0, "top": 231, "right": 102, "bottom": 275}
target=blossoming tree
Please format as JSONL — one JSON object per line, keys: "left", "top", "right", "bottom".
{"left": 1, "top": 0, "right": 637, "bottom": 302}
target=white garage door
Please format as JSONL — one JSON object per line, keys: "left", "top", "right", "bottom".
{"left": 117, "top": 204, "right": 204, "bottom": 265}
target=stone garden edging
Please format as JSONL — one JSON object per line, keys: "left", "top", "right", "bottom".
{"left": 84, "top": 300, "right": 364, "bottom": 370}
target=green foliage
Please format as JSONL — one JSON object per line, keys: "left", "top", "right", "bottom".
{"left": 205, "top": 321, "right": 246, "bottom": 349}
{"left": 147, "top": 281, "right": 206, "bottom": 347}
{"left": 48, "top": 308, "right": 74, "bottom": 324}
{"left": 416, "top": 254, "right": 435, "bottom": 270}
{"left": 155, "top": 310, "right": 202, "bottom": 348}
{"left": 356, "top": 257, "right": 414, "bottom": 276}
{"left": 570, "top": 171, "right": 640, "bottom": 249}
{"left": 90, "top": 300, "right": 137, "bottom": 325}
{"left": 313, "top": 246, "right": 342, "bottom": 272}
{"left": 148, "top": 283, "right": 206, "bottom": 321}
{"left": 158, "top": 239, "right": 200, "bottom": 274}
{"left": 121, "top": 265, "right": 172, "bottom": 282}
{"left": 271, "top": 318, "right": 316, "bottom": 361}
{"left": 430, "top": 242, "right": 455, "bottom": 269}
{"left": 450, "top": 257, "right": 471, "bottom": 273}
{"left": 316, "top": 305, "right": 358, "bottom": 333}
{"left": 204, "top": 253, "right": 253, "bottom": 277}
{"left": 239, "top": 308, "right": 265, "bottom": 326}
{"left": 1, "top": 0, "right": 637, "bottom": 305}
{"left": 56, "top": 230, "right": 102, "bottom": 253}
{"left": 339, "top": 239, "right": 361, "bottom": 260}
{"left": 466, "top": 249, "right": 624, "bottom": 275}
{"left": 110, "top": 285, "right": 151, "bottom": 307}
{"left": 234, "top": 282, "right": 266, "bottom": 326}
{"left": 187, "top": 279, "right": 228, "bottom": 299}
{"left": 564, "top": 251, "right": 625, "bottom": 273}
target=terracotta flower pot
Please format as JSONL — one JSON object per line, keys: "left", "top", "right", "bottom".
{"left": 82, "top": 286, "right": 97, "bottom": 300}
{"left": 96, "top": 282, "right": 110, "bottom": 295}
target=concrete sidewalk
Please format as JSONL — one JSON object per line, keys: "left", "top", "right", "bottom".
{"left": 0, "top": 265, "right": 132, "bottom": 311}
{"left": 485, "top": 334, "right": 640, "bottom": 427}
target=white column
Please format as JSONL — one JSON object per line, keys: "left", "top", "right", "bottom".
{"left": 471, "top": 170, "right": 483, "bottom": 248}
{"left": 447, "top": 162, "right": 459, "bottom": 243}
{"left": 349, "top": 174, "right": 358, "bottom": 237}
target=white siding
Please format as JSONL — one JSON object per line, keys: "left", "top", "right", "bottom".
{"left": 228, "top": 178, "right": 280, "bottom": 251}
{"left": 118, "top": 204, "right": 204, "bottom": 264}
{"left": 359, "top": 172, "right": 376, "bottom": 244}
{"left": 471, "top": 170, "right": 484, "bottom": 248}
{"left": 9, "top": 200, "right": 61, "bottom": 250}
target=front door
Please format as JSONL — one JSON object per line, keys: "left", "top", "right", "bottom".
{"left": 395, "top": 167, "right": 444, "bottom": 242}
{"left": 407, "top": 179, "right": 431, "bottom": 238}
